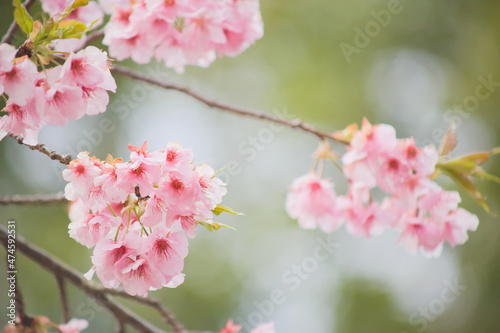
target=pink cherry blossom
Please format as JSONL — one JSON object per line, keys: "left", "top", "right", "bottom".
{"left": 60, "top": 46, "right": 116, "bottom": 91}
{"left": 286, "top": 119, "right": 480, "bottom": 257}
{"left": 1, "top": 56, "right": 37, "bottom": 106}
{"left": 37, "top": 82, "right": 86, "bottom": 126}
{"left": 0, "top": 43, "right": 15, "bottom": 73}
{"left": 91, "top": 233, "right": 145, "bottom": 288}
{"left": 102, "top": 0, "right": 263, "bottom": 71}
{"left": 144, "top": 227, "right": 188, "bottom": 285}
{"left": 69, "top": 212, "right": 121, "bottom": 248}
{"left": 196, "top": 164, "right": 227, "bottom": 209}
{"left": 286, "top": 173, "right": 343, "bottom": 233}
{"left": 251, "top": 322, "right": 275, "bottom": 333}
{"left": 64, "top": 142, "right": 232, "bottom": 294}
{"left": 221, "top": 320, "right": 242, "bottom": 333}
{"left": 116, "top": 157, "right": 161, "bottom": 197}
{"left": 59, "top": 318, "right": 89, "bottom": 333}
{"left": 63, "top": 152, "right": 103, "bottom": 199}
{"left": 0, "top": 100, "right": 42, "bottom": 145}
{"left": 120, "top": 256, "right": 165, "bottom": 296}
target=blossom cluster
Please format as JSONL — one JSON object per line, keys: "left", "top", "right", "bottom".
{"left": 286, "top": 119, "right": 479, "bottom": 257}
{"left": 101, "top": 0, "right": 264, "bottom": 72}
{"left": 63, "top": 142, "right": 228, "bottom": 296}
{"left": 0, "top": 44, "right": 116, "bottom": 145}
{"left": 221, "top": 320, "right": 275, "bottom": 333}
{"left": 40, "top": 0, "right": 105, "bottom": 52}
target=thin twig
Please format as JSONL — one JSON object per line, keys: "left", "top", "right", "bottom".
{"left": 0, "top": 225, "right": 163, "bottom": 333}
{"left": 110, "top": 65, "right": 349, "bottom": 144}
{"left": 1, "top": 0, "right": 37, "bottom": 45}
{"left": 105, "top": 288, "right": 185, "bottom": 333}
{"left": 8, "top": 134, "right": 72, "bottom": 165}
{"left": 0, "top": 192, "right": 67, "bottom": 206}
{"left": 56, "top": 276, "right": 70, "bottom": 323}
{"left": 116, "top": 318, "right": 126, "bottom": 333}
{"left": 85, "top": 30, "right": 105, "bottom": 46}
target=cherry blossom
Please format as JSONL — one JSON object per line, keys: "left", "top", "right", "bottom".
{"left": 58, "top": 318, "right": 89, "bottom": 333}
{"left": 285, "top": 173, "right": 343, "bottom": 233}
{"left": 64, "top": 142, "right": 232, "bottom": 295}
{"left": 0, "top": 45, "right": 116, "bottom": 145}
{"left": 286, "top": 120, "right": 480, "bottom": 256}
{"left": 1, "top": 56, "right": 37, "bottom": 106}
{"left": 102, "top": 0, "right": 264, "bottom": 72}
{"left": 220, "top": 320, "right": 275, "bottom": 333}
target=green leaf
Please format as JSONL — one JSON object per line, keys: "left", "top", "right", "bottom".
{"left": 49, "top": 19, "right": 88, "bottom": 41}
{"left": 13, "top": 0, "right": 34, "bottom": 36}
{"left": 71, "top": 0, "right": 89, "bottom": 9}
{"left": 199, "top": 221, "right": 236, "bottom": 232}
{"left": 212, "top": 204, "right": 243, "bottom": 216}
{"left": 439, "top": 164, "right": 491, "bottom": 213}
{"left": 470, "top": 168, "right": 500, "bottom": 184}
{"left": 439, "top": 122, "right": 458, "bottom": 156}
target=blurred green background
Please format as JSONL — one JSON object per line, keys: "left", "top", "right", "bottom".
{"left": 1, "top": 0, "right": 500, "bottom": 332}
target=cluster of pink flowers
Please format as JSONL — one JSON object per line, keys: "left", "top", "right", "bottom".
{"left": 221, "top": 320, "right": 275, "bottom": 333}
{"left": 0, "top": 44, "right": 116, "bottom": 145}
{"left": 40, "top": 0, "right": 105, "bottom": 52}
{"left": 286, "top": 119, "right": 479, "bottom": 257}
{"left": 101, "top": 0, "right": 264, "bottom": 72}
{"left": 63, "top": 142, "right": 228, "bottom": 296}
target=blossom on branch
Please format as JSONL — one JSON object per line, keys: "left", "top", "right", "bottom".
{"left": 64, "top": 142, "right": 237, "bottom": 296}
{"left": 285, "top": 119, "right": 490, "bottom": 257}
{"left": 101, "top": 0, "right": 264, "bottom": 72}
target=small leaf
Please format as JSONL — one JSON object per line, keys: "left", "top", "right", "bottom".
{"left": 71, "top": 0, "right": 89, "bottom": 9}
{"left": 470, "top": 168, "right": 500, "bottom": 184}
{"left": 439, "top": 165, "right": 490, "bottom": 213}
{"left": 50, "top": 19, "right": 88, "bottom": 40}
{"left": 212, "top": 204, "right": 243, "bottom": 216}
{"left": 333, "top": 123, "right": 358, "bottom": 144}
{"left": 199, "top": 221, "right": 236, "bottom": 232}
{"left": 29, "top": 20, "right": 42, "bottom": 40}
{"left": 199, "top": 221, "right": 215, "bottom": 232}
{"left": 13, "top": 0, "right": 34, "bottom": 36}
{"left": 439, "top": 122, "right": 458, "bottom": 156}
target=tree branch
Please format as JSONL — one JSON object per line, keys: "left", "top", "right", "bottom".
{"left": 110, "top": 65, "right": 349, "bottom": 144}
{"left": 84, "top": 30, "right": 105, "bottom": 46}
{"left": 1, "top": 0, "right": 37, "bottom": 45}
{"left": 56, "top": 276, "right": 70, "bottom": 323}
{"left": 105, "top": 288, "right": 185, "bottom": 333}
{"left": 8, "top": 134, "right": 72, "bottom": 165}
{"left": 0, "top": 192, "right": 67, "bottom": 206}
{"left": 0, "top": 225, "right": 164, "bottom": 333}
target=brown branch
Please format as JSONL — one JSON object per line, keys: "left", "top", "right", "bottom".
{"left": 111, "top": 65, "right": 349, "bottom": 144}
{"left": 1, "top": 0, "right": 37, "bottom": 45}
{"left": 105, "top": 288, "right": 185, "bottom": 333}
{"left": 0, "top": 225, "right": 164, "bottom": 333}
{"left": 56, "top": 276, "right": 70, "bottom": 323}
{"left": 8, "top": 134, "right": 72, "bottom": 165}
{"left": 85, "top": 30, "right": 105, "bottom": 46}
{"left": 0, "top": 192, "right": 67, "bottom": 206}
